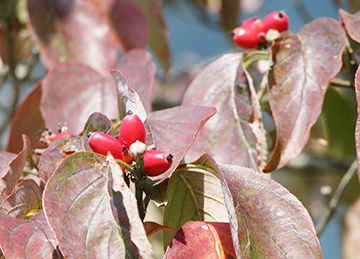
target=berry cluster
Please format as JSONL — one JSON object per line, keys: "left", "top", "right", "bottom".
{"left": 232, "top": 11, "right": 289, "bottom": 50}
{"left": 88, "top": 114, "right": 173, "bottom": 177}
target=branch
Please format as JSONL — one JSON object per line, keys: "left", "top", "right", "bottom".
{"left": 330, "top": 77, "right": 354, "bottom": 88}
{"left": 316, "top": 160, "right": 358, "bottom": 236}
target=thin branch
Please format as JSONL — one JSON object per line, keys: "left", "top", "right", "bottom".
{"left": 330, "top": 77, "right": 354, "bottom": 88}
{"left": 316, "top": 160, "right": 358, "bottom": 236}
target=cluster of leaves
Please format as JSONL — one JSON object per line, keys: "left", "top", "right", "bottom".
{"left": 2, "top": 0, "right": 360, "bottom": 258}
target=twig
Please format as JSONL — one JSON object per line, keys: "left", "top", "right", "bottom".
{"left": 316, "top": 160, "right": 358, "bottom": 236}
{"left": 330, "top": 78, "right": 354, "bottom": 88}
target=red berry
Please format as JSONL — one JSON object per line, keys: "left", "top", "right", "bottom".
{"left": 232, "top": 26, "right": 262, "bottom": 50}
{"left": 142, "top": 150, "right": 173, "bottom": 177}
{"left": 51, "top": 131, "right": 74, "bottom": 143}
{"left": 88, "top": 132, "right": 123, "bottom": 160}
{"left": 263, "top": 11, "right": 289, "bottom": 33}
{"left": 242, "top": 18, "right": 264, "bottom": 33}
{"left": 119, "top": 114, "right": 146, "bottom": 151}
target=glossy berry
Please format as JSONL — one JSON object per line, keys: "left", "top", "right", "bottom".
{"left": 119, "top": 114, "right": 146, "bottom": 149}
{"left": 51, "top": 131, "right": 74, "bottom": 143}
{"left": 142, "top": 150, "right": 173, "bottom": 177}
{"left": 88, "top": 132, "right": 123, "bottom": 160}
{"left": 263, "top": 11, "right": 289, "bottom": 33}
{"left": 232, "top": 26, "right": 262, "bottom": 50}
{"left": 242, "top": 18, "right": 264, "bottom": 33}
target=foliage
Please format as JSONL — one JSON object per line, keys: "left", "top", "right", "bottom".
{"left": 0, "top": 0, "right": 360, "bottom": 258}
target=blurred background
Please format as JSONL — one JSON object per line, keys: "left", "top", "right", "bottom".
{"left": 1, "top": 0, "right": 360, "bottom": 258}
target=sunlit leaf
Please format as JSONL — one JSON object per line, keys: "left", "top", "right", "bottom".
{"left": 163, "top": 221, "right": 236, "bottom": 259}
{"left": 111, "top": 69, "right": 147, "bottom": 122}
{"left": 43, "top": 152, "right": 153, "bottom": 258}
{"left": 163, "top": 154, "right": 228, "bottom": 247}
{"left": 145, "top": 106, "right": 217, "bottom": 180}
{"left": 339, "top": 9, "right": 360, "bottom": 43}
{"left": 0, "top": 135, "right": 31, "bottom": 203}
{"left": 264, "top": 18, "right": 347, "bottom": 171}
{"left": 38, "top": 135, "right": 86, "bottom": 183}
{"left": 27, "top": 0, "right": 118, "bottom": 74}
{"left": 117, "top": 49, "right": 156, "bottom": 113}
{"left": 41, "top": 63, "right": 118, "bottom": 133}
{"left": 7, "top": 82, "right": 45, "bottom": 153}
{"left": 0, "top": 152, "right": 16, "bottom": 179}
{"left": 217, "top": 165, "right": 323, "bottom": 258}
{"left": 0, "top": 179, "right": 42, "bottom": 219}
{"left": 182, "top": 53, "right": 259, "bottom": 170}
{"left": 0, "top": 211, "right": 61, "bottom": 258}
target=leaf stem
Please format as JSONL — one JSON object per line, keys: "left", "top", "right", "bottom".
{"left": 315, "top": 160, "right": 358, "bottom": 236}
{"left": 133, "top": 156, "right": 146, "bottom": 221}
{"left": 22, "top": 169, "right": 39, "bottom": 177}
{"left": 114, "top": 159, "right": 134, "bottom": 173}
{"left": 330, "top": 78, "right": 354, "bottom": 88}
{"left": 243, "top": 51, "right": 270, "bottom": 70}
{"left": 135, "top": 177, "right": 146, "bottom": 221}
{"left": 112, "top": 119, "right": 121, "bottom": 131}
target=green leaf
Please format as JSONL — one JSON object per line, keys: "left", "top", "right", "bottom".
{"left": 163, "top": 154, "right": 228, "bottom": 248}
{"left": 321, "top": 87, "right": 356, "bottom": 158}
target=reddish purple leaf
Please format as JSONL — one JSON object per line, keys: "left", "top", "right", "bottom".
{"left": 41, "top": 63, "right": 118, "bottom": 133}
{"left": 7, "top": 82, "right": 45, "bottom": 153}
{"left": 217, "top": 165, "right": 322, "bottom": 258}
{"left": 85, "top": 0, "right": 148, "bottom": 51}
{"left": 264, "top": 18, "right": 346, "bottom": 172}
{"left": 111, "top": 69, "right": 147, "bottom": 121}
{"left": 117, "top": 49, "right": 156, "bottom": 113}
{"left": 0, "top": 179, "right": 42, "bottom": 219}
{"left": 354, "top": 66, "right": 360, "bottom": 181}
{"left": 0, "top": 135, "right": 31, "bottom": 203}
{"left": 182, "top": 53, "right": 259, "bottom": 170}
{"left": 0, "top": 211, "right": 61, "bottom": 258}
{"left": 145, "top": 106, "right": 216, "bottom": 180}
{"left": 163, "top": 221, "right": 236, "bottom": 259}
{"left": 339, "top": 9, "right": 360, "bottom": 43}
{"left": 26, "top": 0, "right": 118, "bottom": 74}
{"left": 82, "top": 112, "right": 113, "bottom": 136}
{"left": 163, "top": 154, "right": 228, "bottom": 247}
{"left": 43, "top": 152, "right": 153, "bottom": 258}
{"left": 0, "top": 152, "right": 16, "bottom": 179}
{"left": 38, "top": 135, "right": 86, "bottom": 183}
{"left": 133, "top": 0, "right": 171, "bottom": 71}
